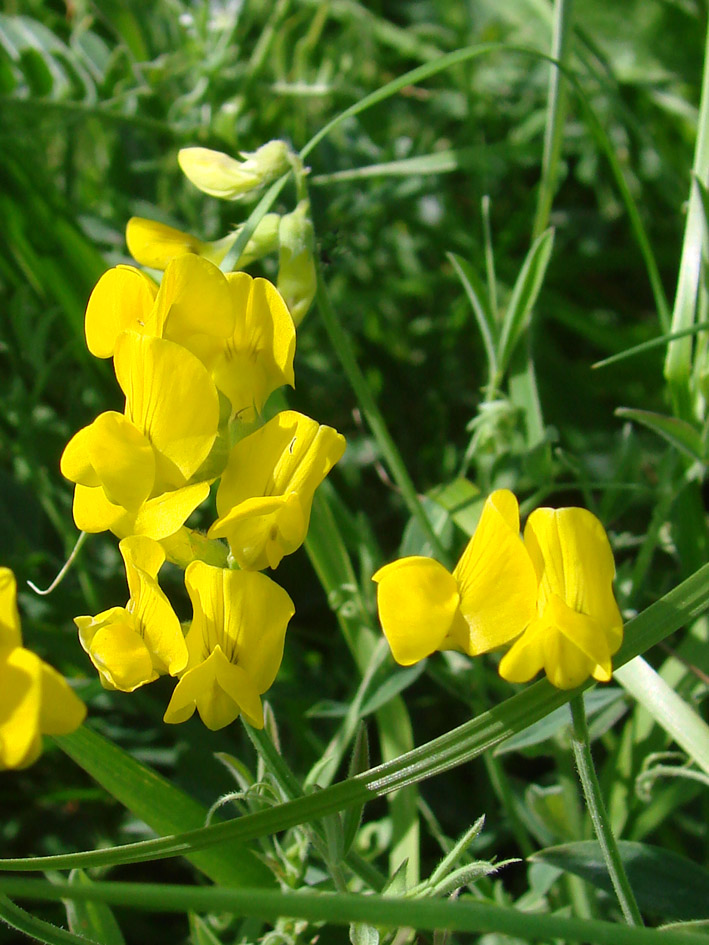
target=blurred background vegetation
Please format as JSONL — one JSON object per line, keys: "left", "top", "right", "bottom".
{"left": 1, "top": 1, "right": 708, "bottom": 943}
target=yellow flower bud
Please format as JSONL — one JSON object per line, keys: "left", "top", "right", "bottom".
{"left": 178, "top": 140, "right": 291, "bottom": 200}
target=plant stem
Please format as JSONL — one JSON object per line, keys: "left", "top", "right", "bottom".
{"left": 569, "top": 695, "right": 644, "bottom": 926}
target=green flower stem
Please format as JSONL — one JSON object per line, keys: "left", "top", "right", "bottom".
{"left": 244, "top": 723, "right": 386, "bottom": 892}
{"left": 312, "top": 249, "right": 449, "bottom": 565}
{"left": 569, "top": 695, "right": 644, "bottom": 926}
{"left": 4, "top": 876, "right": 709, "bottom": 945}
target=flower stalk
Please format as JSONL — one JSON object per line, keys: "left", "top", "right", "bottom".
{"left": 569, "top": 695, "right": 643, "bottom": 927}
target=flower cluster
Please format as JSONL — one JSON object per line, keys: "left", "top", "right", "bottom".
{"left": 374, "top": 490, "right": 623, "bottom": 690}
{"left": 126, "top": 142, "right": 316, "bottom": 326}
{"left": 62, "top": 187, "right": 345, "bottom": 731}
{"left": 0, "top": 569, "right": 85, "bottom": 769}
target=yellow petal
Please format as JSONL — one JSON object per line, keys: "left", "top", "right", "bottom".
{"left": 373, "top": 557, "right": 460, "bottom": 665}
{"left": 210, "top": 273, "right": 295, "bottom": 420}
{"left": 60, "top": 423, "right": 101, "bottom": 487}
{"left": 163, "top": 647, "right": 262, "bottom": 730}
{"left": 86, "top": 412, "right": 156, "bottom": 510}
{"left": 524, "top": 507, "right": 623, "bottom": 654}
{"left": 72, "top": 484, "right": 127, "bottom": 534}
{"left": 498, "top": 619, "right": 547, "bottom": 685}
{"left": 208, "top": 494, "right": 305, "bottom": 571}
{"left": 86, "top": 620, "right": 157, "bottom": 691}
{"left": 152, "top": 255, "right": 235, "bottom": 346}
{"left": 0, "top": 568, "right": 22, "bottom": 649}
{"left": 184, "top": 562, "right": 294, "bottom": 694}
{"left": 126, "top": 217, "right": 203, "bottom": 270}
{"left": 115, "top": 332, "right": 220, "bottom": 484}
{"left": 84, "top": 265, "right": 158, "bottom": 358}
{"left": 38, "top": 661, "right": 86, "bottom": 734}
{"left": 119, "top": 536, "right": 187, "bottom": 676}
{"left": 0, "top": 646, "right": 42, "bottom": 768}
{"left": 452, "top": 489, "right": 538, "bottom": 655}
{"left": 129, "top": 482, "right": 211, "bottom": 540}
{"left": 213, "top": 412, "right": 344, "bottom": 568}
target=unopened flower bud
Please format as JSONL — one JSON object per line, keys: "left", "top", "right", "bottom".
{"left": 178, "top": 140, "right": 291, "bottom": 200}
{"left": 277, "top": 200, "right": 316, "bottom": 326}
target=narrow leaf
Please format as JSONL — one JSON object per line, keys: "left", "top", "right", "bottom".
{"left": 497, "top": 228, "right": 555, "bottom": 373}
{"left": 65, "top": 870, "right": 125, "bottom": 945}
{"left": 615, "top": 408, "right": 704, "bottom": 461}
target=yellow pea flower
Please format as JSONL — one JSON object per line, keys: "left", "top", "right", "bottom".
{"left": 0, "top": 568, "right": 85, "bottom": 770}
{"left": 498, "top": 507, "right": 623, "bottom": 690}
{"left": 126, "top": 215, "right": 281, "bottom": 272}
{"left": 61, "top": 332, "right": 219, "bottom": 540}
{"left": 163, "top": 561, "right": 294, "bottom": 730}
{"left": 373, "top": 490, "right": 538, "bottom": 665}
{"left": 85, "top": 254, "right": 234, "bottom": 361}
{"left": 204, "top": 272, "right": 296, "bottom": 422}
{"left": 208, "top": 410, "right": 346, "bottom": 570}
{"left": 178, "top": 141, "right": 291, "bottom": 200}
{"left": 74, "top": 536, "right": 187, "bottom": 692}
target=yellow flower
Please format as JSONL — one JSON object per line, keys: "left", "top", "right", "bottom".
{"left": 208, "top": 410, "right": 346, "bottom": 570}
{"left": 178, "top": 141, "right": 290, "bottom": 200}
{"left": 373, "top": 490, "right": 538, "bottom": 665}
{"left": 61, "top": 332, "right": 219, "bottom": 540}
{"left": 125, "top": 214, "right": 281, "bottom": 272}
{"left": 163, "top": 562, "right": 294, "bottom": 730}
{"left": 84, "top": 255, "right": 234, "bottom": 361}
{"left": 0, "top": 568, "right": 85, "bottom": 770}
{"left": 74, "top": 537, "right": 188, "bottom": 692}
{"left": 277, "top": 200, "right": 317, "bottom": 326}
{"left": 197, "top": 272, "right": 296, "bottom": 422}
{"left": 498, "top": 507, "right": 623, "bottom": 690}
{"left": 84, "top": 258, "right": 294, "bottom": 423}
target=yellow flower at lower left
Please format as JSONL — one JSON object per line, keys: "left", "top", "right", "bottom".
{"left": 74, "top": 536, "right": 188, "bottom": 691}
{"left": 0, "top": 568, "right": 85, "bottom": 770}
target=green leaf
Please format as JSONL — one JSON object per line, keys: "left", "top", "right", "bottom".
{"left": 614, "top": 657, "right": 709, "bottom": 775}
{"left": 189, "top": 914, "right": 225, "bottom": 945}
{"left": 615, "top": 408, "right": 704, "bottom": 461}
{"left": 54, "top": 725, "right": 274, "bottom": 889}
{"left": 65, "top": 870, "right": 125, "bottom": 945}
{"left": 497, "top": 228, "right": 555, "bottom": 374}
{"left": 532, "top": 841, "right": 709, "bottom": 921}
{"left": 448, "top": 252, "right": 498, "bottom": 377}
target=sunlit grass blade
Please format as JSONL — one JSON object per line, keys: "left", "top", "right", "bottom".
{"left": 3, "top": 559, "right": 705, "bottom": 876}
{"left": 593, "top": 324, "right": 709, "bottom": 370}
{"left": 614, "top": 657, "right": 709, "bottom": 776}
{"left": 311, "top": 148, "right": 479, "bottom": 183}
{"left": 614, "top": 408, "right": 703, "bottom": 462}
{"left": 497, "top": 228, "right": 555, "bottom": 376}
{"left": 664, "top": 16, "right": 709, "bottom": 415}
{"left": 448, "top": 252, "right": 498, "bottom": 384}
{"left": 2, "top": 877, "right": 709, "bottom": 945}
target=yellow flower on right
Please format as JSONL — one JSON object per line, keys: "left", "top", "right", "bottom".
{"left": 374, "top": 494, "right": 623, "bottom": 691}
{"left": 499, "top": 506, "right": 623, "bottom": 690}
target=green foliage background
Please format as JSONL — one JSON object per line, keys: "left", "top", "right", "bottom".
{"left": 1, "top": 1, "right": 709, "bottom": 943}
